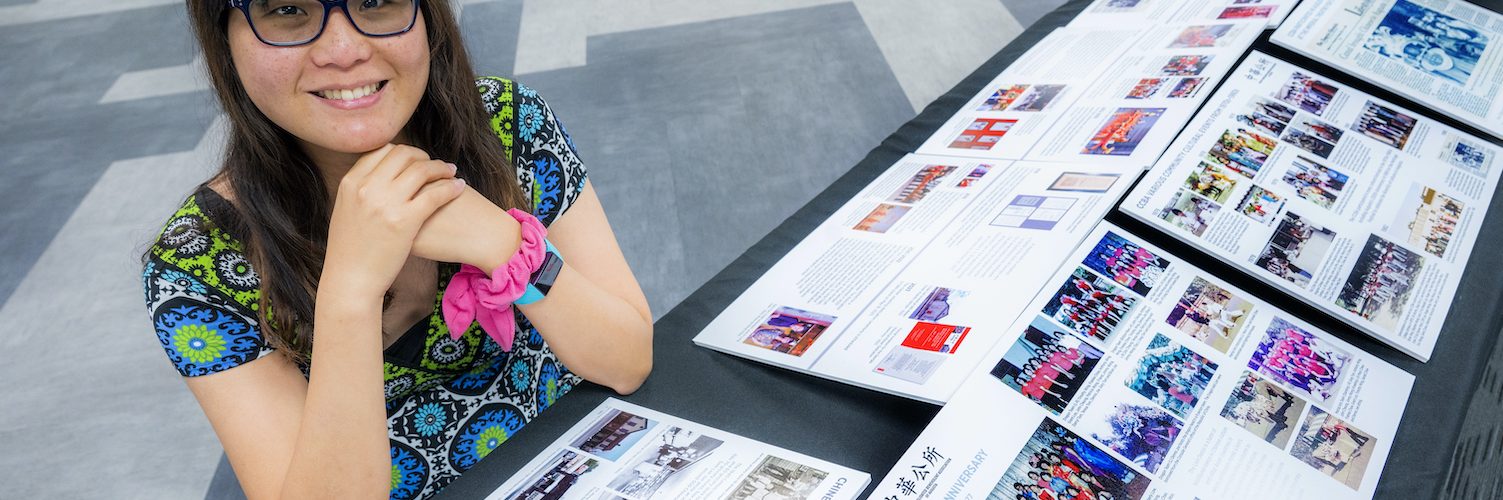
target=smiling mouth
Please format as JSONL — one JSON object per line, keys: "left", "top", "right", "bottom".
{"left": 313, "top": 80, "right": 388, "bottom": 101}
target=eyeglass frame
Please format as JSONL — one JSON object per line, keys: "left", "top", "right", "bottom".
{"left": 227, "top": 0, "right": 423, "bottom": 47}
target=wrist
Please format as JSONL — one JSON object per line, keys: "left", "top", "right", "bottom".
{"left": 467, "top": 212, "right": 522, "bottom": 272}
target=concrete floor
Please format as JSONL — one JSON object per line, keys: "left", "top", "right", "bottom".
{"left": 0, "top": 0, "right": 1062, "bottom": 497}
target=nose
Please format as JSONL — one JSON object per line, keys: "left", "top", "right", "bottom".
{"left": 308, "top": 6, "right": 372, "bottom": 68}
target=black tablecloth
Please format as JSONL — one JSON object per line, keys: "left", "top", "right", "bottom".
{"left": 437, "top": 1, "right": 1503, "bottom": 498}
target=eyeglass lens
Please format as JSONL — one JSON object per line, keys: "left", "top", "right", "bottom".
{"left": 246, "top": 0, "right": 416, "bottom": 45}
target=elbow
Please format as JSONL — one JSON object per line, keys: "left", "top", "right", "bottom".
{"left": 608, "top": 323, "right": 653, "bottom": 395}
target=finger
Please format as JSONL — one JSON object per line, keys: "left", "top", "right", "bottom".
{"left": 345, "top": 143, "right": 397, "bottom": 181}
{"left": 369, "top": 144, "right": 432, "bottom": 182}
{"left": 412, "top": 177, "right": 466, "bottom": 216}
{"left": 393, "top": 160, "right": 458, "bottom": 199}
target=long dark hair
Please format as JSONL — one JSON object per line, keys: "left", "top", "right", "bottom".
{"left": 182, "top": 0, "right": 527, "bottom": 364}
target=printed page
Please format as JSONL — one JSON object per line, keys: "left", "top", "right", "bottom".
{"left": 488, "top": 399, "right": 867, "bottom": 500}
{"left": 1119, "top": 51, "right": 1502, "bottom": 361}
{"left": 1272, "top": 0, "right": 1503, "bottom": 138}
{"left": 871, "top": 224, "right": 1414, "bottom": 500}
{"left": 915, "top": 27, "right": 1141, "bottom": 161}
{"left": 1021, "top": 19, "right": 1264, "bottom": 168}
{"left": 693, "top": 154, "right": 1138, "bottom": 403}
{"left": 1069, "top": 0, "right": 1298, "bottom": 29}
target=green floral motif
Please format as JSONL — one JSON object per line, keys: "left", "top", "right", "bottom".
{"left": 151, "top": 196, "right": 261, "bottom": 311}
{"left": 174, "top": 324, "right": 228, "bottom": 364}
{"left": 391, "top": 463, "right": 401, "bottom": 491}
{"left": 475, "top": 426, "right": 509, "bottom": 459}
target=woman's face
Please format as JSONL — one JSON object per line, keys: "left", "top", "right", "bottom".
{"left": 227, "top": 7, "right": 430, "bottom": 159}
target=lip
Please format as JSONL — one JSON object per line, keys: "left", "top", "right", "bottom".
{"left": 311, "top": 80, "right": 388, "bottom": 110}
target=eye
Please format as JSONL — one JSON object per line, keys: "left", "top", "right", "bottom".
{"left": 271, "top": 4, "right": 304, "bottom": 15}
{"left": 359, "top": 0, "right": 384, "bottom": 9}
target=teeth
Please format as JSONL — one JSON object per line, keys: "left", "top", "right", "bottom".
{"left": 318, "top": 83, "right": 380, "bottom": 101}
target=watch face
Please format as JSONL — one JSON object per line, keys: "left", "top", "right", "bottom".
{"left": 532, "top": 252, "right": 564, "bottom": 295}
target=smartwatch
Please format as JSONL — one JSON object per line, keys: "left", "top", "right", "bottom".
{"left": 516, "top": 240, "right": 563, "bottom": 305}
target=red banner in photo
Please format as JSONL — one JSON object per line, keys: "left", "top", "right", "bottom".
{"left": 901, "top": 322, "right": 971, "bottom": 354}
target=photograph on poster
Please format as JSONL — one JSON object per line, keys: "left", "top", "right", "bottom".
{"left": 1248, "top": 317, "right": 1351, "bottom": 402}
{"left": 1354, "top": 100, "right": 1418, "bottom": 150}
{"left": 1282, "top": 128, "right": 1336, "bottom": 158}
{"left": 1290, "top": 114, "right": 1345, "bottom": 144}
{"left": 1289, "top": 407, "right": 1377, "bottom": 490}
{"left": 1082, "top": 108, "right": 1166, "bottom": 156}
{"left": 1255, "top": 212, "right": 1337, "bottom": 288}
{"left": 1125, "top": 333, "right": 1218, "bottom": 419}
{"left": 1167, "top": 77, "right": 1205, "bottom": 99}
{"left": 1252, "top": 96, "right": 1297, "bottom": 124}
{"left": 1219, "top": 5, "right": 1274, "bottom": 19}
{"left": 1280, "top": 156, "right": 1348, "bottom": 209}
{"left": 852, "top": 203, "right": 911, "bottom": 233}
{"left": 1237, "top": 185, "right": 1286, "bottom": 224}
{"left": 957, "top": 165, "right": 991, "bottom": 188}
{"left": 1207, "top": 128, "right": 1277, "bottom": 178}
{"left": 992, "top": 315, "right": 1107, "bottom": 414}
{"left": 889, "top": 164, "right": 957, "bottom": 204}
{"left": 1081, "top": 231, "right": 1171, "bottom": 295}
{"left": 608, "top": 427, "right": 724, "bottom": 498}
{"left": 1169, "top": 24, "right": 1235, "bottom": 48}
{"left": 1335, "top": 235, "right": 1425, "bottom": 329}
{"left": 1388, "top": 185, "right": 1463, "bottom": 258}
{"left": 1084, "top": 400, "right": 1183, "bottom": 473}
{"left": 979, "top": 84, "right": 1029, "bottom": 111}
{"left": 1276, "top": 72, "right": 1338, "bottom": 115}
{"left": 1049, "top": 172, "right": 1121, "bottom": 193}
{"left": 1156, "top": 189, "right": 1221, "bottom": 236}
{"left": 988, "top": 418, "right": 1152, "bottom": 500}
{"left": 727, "top": 456, "right": 829, "bottom": 500}
{"left": 572, "top": 410, "right": 658, "bottom": 462}
{"left": 949, "top": 118, "right": 1018, "bottom": 151}
{"left": 1237, "top": 111, "right": 1288, "bottom": 136}
{"left": 909, "top": 286, "right": 968, "bottom": 322}
{"left": 1127, "top": 78, "right": 1167, "bottom": 99}
{"left": 1011, "top": 84, "right": 1067, "bottom": 112}
{"left": 502, "top": 451, "right": 603, "bottom": 500}
{"left": 1364, "top": 0, "right": 1489, "bottom": 86}
{"left": 1184, "top": 161, "right": 1239, "bottom": 204}
{"left": 1221, "top": 371, "right": 1307, "bottom": 448}
{"left": 1166, "top": 277, "right": 1252, "bottom": 353}
{"left": 742, "top": 307, "right": 836, "bottom": 356}
{"left": 992, "top": 195, "right": 1077, "bottom": 231}
{"left": 1161, "top": 54, "right": 1213, "bottom": 76}
{"left": 1446, "top": 137, "right": 1493, "bottom": 176}
{"left": 1042, "top": 267, "right": 1140, "bottom": 341}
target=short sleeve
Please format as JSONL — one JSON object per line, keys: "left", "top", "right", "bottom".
{"left": 143, "top": 194, "right": 274, "bottom": 377}
{"left": 476, "top": 77, "right": 588, "bottom": 227}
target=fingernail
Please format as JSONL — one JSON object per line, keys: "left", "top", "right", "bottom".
{"left": 449, "top": 163, "right": 458, "bottom": 174}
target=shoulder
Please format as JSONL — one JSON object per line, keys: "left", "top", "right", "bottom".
{"left": 143, "top": 188, "right": 273, "bottom": 377}
{"left": 475, "top": 76, "right": 588, "bottom": 226}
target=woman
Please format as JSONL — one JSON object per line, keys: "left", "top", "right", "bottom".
{"left": 141, "top": 0, "right": 653, "bottom": 497}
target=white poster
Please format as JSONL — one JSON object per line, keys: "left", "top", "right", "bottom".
{"left": 1272, "top": 0, "right": 1503, "bottom": 138}
{"left": 490, "top": 399, "right": 868, "bottom": 500}
{"left": 872, "top": 224, "right": 1414, "bottom": 500}
{"left": 1070, "top": 0, "right": 1300, "bottom": 29}
{"left": 1119, "top": 51, "right": 1501, "bottom": 361}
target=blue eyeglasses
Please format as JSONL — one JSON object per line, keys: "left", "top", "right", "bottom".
{"left": 228, "top": 0, "right": 421, "bottom": 47}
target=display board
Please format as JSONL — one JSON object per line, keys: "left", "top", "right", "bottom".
{"left": 872, "top": 224, "right": 1414, "bottom": 500}
{"left": 1119, "top": 51, "right": 1502, "bottom": 361}
{"left": 489, "top": 399, "right": 869, "bottom": 500}
{"left": 1272, "top": 0, "right": 1503, "bottom": 138}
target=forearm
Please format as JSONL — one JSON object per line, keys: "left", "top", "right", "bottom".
{"left": 279, "top": 294, "right": 390, "bottom": 499}
{"left": 518, "top": 263, "right": 653, "bottom": 394}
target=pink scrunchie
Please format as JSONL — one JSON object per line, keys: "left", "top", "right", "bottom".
{"left": 440, "top": 208, "right": 548, "bottom": 352}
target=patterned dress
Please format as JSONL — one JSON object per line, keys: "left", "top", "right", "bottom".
{"left": 142, "top": 78, "right": 587, "bottom": 499}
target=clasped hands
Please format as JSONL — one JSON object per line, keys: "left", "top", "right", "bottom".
{"left": 322, "top": 144, "right": 521, "bottom": 298}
